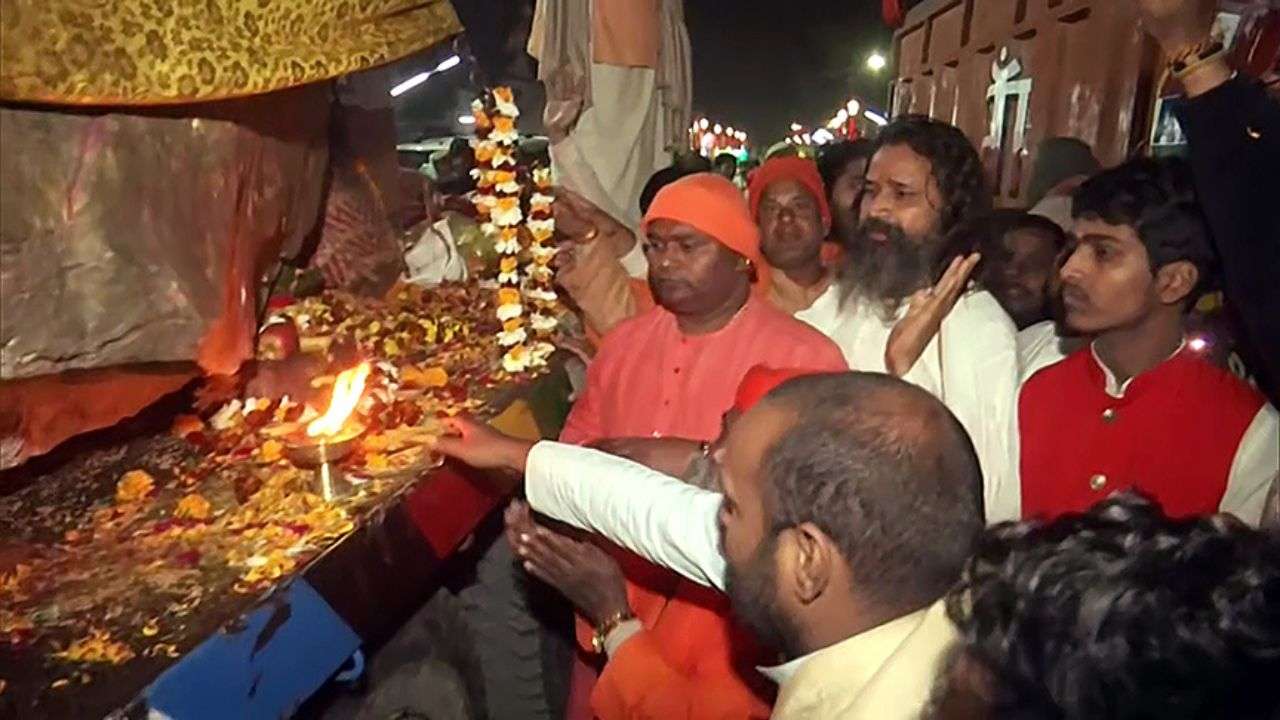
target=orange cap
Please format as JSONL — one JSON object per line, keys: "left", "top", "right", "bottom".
{"left": 733, "top": 365, "right": 818, "bottom": 413}
{"left": 747, "top": 156, "right": 831, "bottom": 225}
{"left": 642, "top": 173, "right": 770, "bottom": 289}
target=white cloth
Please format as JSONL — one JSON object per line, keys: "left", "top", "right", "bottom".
{"left": 525, "top": 441, "right": 726, "bottom": 589}
{"left": 403, "top": 218, "right": 468, "bottom": 286}
{"left": 617, "top": 234, "right": 649, "bottom": 278}
{"left": 792, "top": 282, "right": 843, "bottom": 338}
{"left": 551, "top": 63, "right": 671, "bottom": 234}
{"left": 524, "top": 441, "right": 957, "bottom": 719}
{"left": 765, "top": 602, "right": 957, "bottom": 720}
{"left": 1089, "top": 341, "right": 1280, "bottom": 526}
{"left": 801, "top": 289, "right": 1023, "bottom": 523}
{"left": 1017, "top": 320, "right": 1081, "bottom": 382}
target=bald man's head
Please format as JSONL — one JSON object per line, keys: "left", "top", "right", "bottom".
{"left": 760, "top": 372, "right": 985, "bottom": 614}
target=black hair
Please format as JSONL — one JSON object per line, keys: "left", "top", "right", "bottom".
{"left": 639, "top": 165, "right": 699, "bottom": 215}
{"left": 873, "top": 115, "right": 992, "bottom": 236}
{"left": 1072, "top": 156, "right": 1217, "bottom": 297}
{"left": 713, "top": 153, "right": 738, "bottom": 170}
{"left": 817, "top": 139, "right": 876, "bottom": 200}
{"left": 761, "top": 372, "right": 985, "bottom": 615}
{"left": 946, "top": 492, "right": 1280, "bottom": 719}
{"left": 935, "top": 209, "right": 1067, "bottom": 284}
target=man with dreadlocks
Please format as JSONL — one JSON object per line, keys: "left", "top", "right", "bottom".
{"left": 814, "top": 115, "right": 1023, "bottom": 522}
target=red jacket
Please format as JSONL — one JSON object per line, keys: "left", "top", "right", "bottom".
{"left": 1019, "top": 347, "right": 1265, "bottom": 519}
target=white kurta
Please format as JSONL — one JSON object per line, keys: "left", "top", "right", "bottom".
{"left": 797, "top": 286, "right": 1023, "bottom": 523}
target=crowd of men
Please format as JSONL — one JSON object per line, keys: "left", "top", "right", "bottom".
{"left": 432, "top": 2, "right": 1280, "bottom": 718}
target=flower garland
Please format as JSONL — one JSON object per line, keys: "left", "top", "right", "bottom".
{"left": 470, "top": 87, "right": 558, "bottom": 374}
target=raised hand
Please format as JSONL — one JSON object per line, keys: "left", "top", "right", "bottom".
{"left": 885, "top": 253, "right": 981, "bottom": 377}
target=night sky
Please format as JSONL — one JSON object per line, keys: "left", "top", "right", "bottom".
{"left": 395, "top": 0, "right": 893, "bottom": 147}
{"left": 683, "top": 0, "right": 893, "bottom": 142}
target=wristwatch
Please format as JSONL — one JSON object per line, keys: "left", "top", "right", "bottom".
{"left": 591, "top": 609, "right": 637, "bottom": 654}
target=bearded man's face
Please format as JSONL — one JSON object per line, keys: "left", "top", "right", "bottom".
{"left": 841, "top": 143, "right": 948, "bottom": 317}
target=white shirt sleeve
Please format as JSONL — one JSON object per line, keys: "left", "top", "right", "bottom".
{"left": 1219, "top": 404, "right": 1280, "bottom": 527}
{"left": 524, "top": 441, "right": 727, "bottom": 590}
{"left": 938, "top": 292, "right": 1023, "bottom": 524}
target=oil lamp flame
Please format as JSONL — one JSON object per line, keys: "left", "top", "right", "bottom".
{"left": 306, "top": 362, "right": 371, "bottom": 438}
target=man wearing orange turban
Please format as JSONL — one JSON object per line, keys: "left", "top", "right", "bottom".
{"left": 747, "top": 156, "right": 846, "bottom": 323}
{"left": 550, "top": 173, "right": 847, "bottom": 719}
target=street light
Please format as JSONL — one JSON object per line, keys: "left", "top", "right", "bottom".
{"left": 866, "top": 52, "right": 887, "bottom": 72}
{"left": 457, "top": 114, "right": 476, "bottom": 125}
{"left": 390, "top": 54, "right": 463, "bottom": 97}
{"left": 789, "top": 122, "right": 803, "bottom": 132}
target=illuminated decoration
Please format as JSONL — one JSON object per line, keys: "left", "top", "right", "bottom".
{"left": 983, "top": 46, "right": 1033, "bottom": 198}
{"left": 390, "top": 54, "right": 462, "bottom": 97}
{"left": 472, "top": 86, "right": 558, "bottom": 373}
{"left": 866, "top": 51, "right": 887, "bottom": 72}
{"left": 863, "top": 109, "right": 888, "bottom": 126}
{"left": 790, "top": 122, "right": 803, "bottom": 132}
{"left": 688, "top": 116, "right": 751, "bottom": 157}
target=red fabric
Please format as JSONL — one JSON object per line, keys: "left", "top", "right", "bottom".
{"left": 1019, "top": 348, "right": 1265, "bottom": 520}
{"left": 882, "top": 0, "right": 904, "bottom": 28}
{"left": 747, "top": 157, "right": 831, "bottom": 226}
{"left": 733, "top": 366, "right": 818, "bottom": 414}
{"left": 642, "top": 173, "right": 771, "bottom": 293}
{"left": 589, "top": 582, "right": 774, "bottom": 719}
{"left": 561, "top": 295, "right": 848, "bottom": 445}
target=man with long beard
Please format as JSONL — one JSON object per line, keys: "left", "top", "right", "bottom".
{"left": 435, "top": 372, "right": 984, "bottom": 719}
{"left": 818, "top": 115, "right": 1023, "bottom": 522}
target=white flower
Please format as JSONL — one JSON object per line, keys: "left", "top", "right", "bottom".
{"left": 471, "top": 98, "right": 484, "bottom": 113}
{"left": 530, "top": 313, "right": 558, "bottom": 332}
{"left": 498, "top": 327, "right": 528, "bottom": 346}
{"left": 530, "top": 341, "right": 556, "bottom": 363}
{"left": 533, "top": 167, "right": 554, "bottom": 187}
{"left": 526, "top": 218, "right": 555, "bottom": 237}
{"left": 526, "top": 287, "right": 558, "bottom": 304}
{"left": 490, "top": 126, "right": 519, "bottom": 144}
{"left": 210, "top": 400, "right": 243, "bottom": 430}
{"left": 496, "top": 178, "right": 522, "bottom": 195}
{"left": 530, "top": 192, "right": 554, "bottom": 207}
{"left": 529, "top": 244, "right": 557, "bottom": 261}
{"left": 498, "top": 270, "right": 520, "bottom": 284}
{"left": 525, "top": 264, "right": 552, "bottom": 282}
{"left": 480, "top": 222, "right": 498, "bottom": 237}
{"left": 492, "top": 204, "right": 524, "bottom": 227}
{"left": 497, "top": 303, "right": 524, "bottom": 321}
{"left": 474, "top": 195, "right": 498, "bottom": 212}
{"left": 502, "top": 347, "right": 531, "bottom": 373}
{"left": 495, "top": 237, "right": 522, "bottom": 254}
{"left": 494, "top": 96, "right": 520, "bottom": 118}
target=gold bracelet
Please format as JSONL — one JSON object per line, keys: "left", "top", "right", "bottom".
{"left": 591, "top": 609, "right": 636, "bottom": 654}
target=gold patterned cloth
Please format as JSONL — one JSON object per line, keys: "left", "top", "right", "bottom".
{"left": 0, "top": 0, "right": 462, "bottom": 105}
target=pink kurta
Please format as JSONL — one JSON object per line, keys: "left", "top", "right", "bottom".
{"left": 561, "top": 295, "right": 848, "bottom": 445}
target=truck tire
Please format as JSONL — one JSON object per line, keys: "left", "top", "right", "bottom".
{"left": 457, "top": 515, "right": 574, "bottom": 720}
